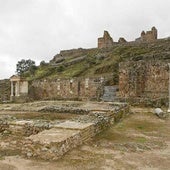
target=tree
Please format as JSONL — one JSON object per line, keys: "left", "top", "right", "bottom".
{"left": 40, "top": 60, "right": 48, "bottom": 67}
{"left": 16, "top": 59, "right": 36, "bottom": 75}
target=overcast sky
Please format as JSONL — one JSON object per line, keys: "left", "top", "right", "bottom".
{"left": 0, "top": 0, "right": 170, "bottom": 79}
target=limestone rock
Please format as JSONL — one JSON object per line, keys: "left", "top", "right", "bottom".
{"left": 154, "top": 108, "right": 167, "bottom": 118}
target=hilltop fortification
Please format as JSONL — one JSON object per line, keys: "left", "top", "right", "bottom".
{"left": 136, "top": 26, "right": 158, "bottom": 42}
{"left": 98, "top": 31, "right": 114, "bottom": 48}
{"left": 97, "top": 27, "right": 158, "bottom": 48}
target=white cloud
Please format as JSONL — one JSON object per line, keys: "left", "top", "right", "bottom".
{"left": 0, "top": 54, "right": 16, "bottom": 79}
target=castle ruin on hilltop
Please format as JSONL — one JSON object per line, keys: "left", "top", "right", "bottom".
{"left": 136, "top": 26, "right": 157, "bottom": 42}
{"left": 98, "top": 31, "right": 114, "bottom": 48}
{"left": 98, "top": 26, "right": 158, "bottom": 48}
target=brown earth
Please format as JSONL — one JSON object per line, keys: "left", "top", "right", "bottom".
{"left": 0, "top": 107, "right": 169, "bottom": 170}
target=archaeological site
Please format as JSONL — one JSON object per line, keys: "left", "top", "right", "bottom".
{"left": 0, "top": 26, "right": 170, "bottom": 169}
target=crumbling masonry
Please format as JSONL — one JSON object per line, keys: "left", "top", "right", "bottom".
{"left": 119, "top": 60, "right": 168, "bottom": 102}
{"left": 98, "top": 27, "right": 158, "bottom": 48}
{"left": 98, "top": 31, "right": 114, "bottom": 48}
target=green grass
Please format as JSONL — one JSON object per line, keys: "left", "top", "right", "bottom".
{"left": 62, "top": 61, "right": 88, "bottom": 77}
{"left": 23, "top": 39, "right": 170, "bottom": 81}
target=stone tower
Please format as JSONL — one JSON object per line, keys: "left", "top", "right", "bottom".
{"left": 137, "top": 26, "right": 158, "bottom": 42}
{"left": 152, "top": 26, "right": 157, "bottom": 39}
{"left": 98, "top": 31, "right": 114, "bottom": 48}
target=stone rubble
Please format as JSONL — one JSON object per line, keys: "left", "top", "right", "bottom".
{"left": 0, "top": 102, "right": 129, "bottom": 161}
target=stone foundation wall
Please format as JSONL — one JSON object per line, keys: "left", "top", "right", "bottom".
{"left": 30, "top": 77, "right": 104, "bottom": 101}
{"left": 22, "top": 104, "right": 129, "bottom": 160}
{"left": 119, "top": 60, "right": 169, "bottom": 103}
{"left": 0, "top": 79, "right": 10, "bottom": 102}
{"left": 0, "top": 102, "right": 129, "bottom": 161}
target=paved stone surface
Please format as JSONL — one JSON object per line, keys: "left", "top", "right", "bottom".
{"left": 28, "top": 128, "right": 80, "bottom": 144}
{"left": 53, "top": 121, "right": 93, "bottom": 130}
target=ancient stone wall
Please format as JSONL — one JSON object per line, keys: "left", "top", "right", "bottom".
{"left": 136, "top": 27, "right": 158, "bottom": 42}
{"left": 0, "top": 79, "right": 10, "bottom": 102}
{"left": 22, "top": 104, "right": 129, "bottom": 160}
{"left": 98, "top": 27, "right": 158, "bottom": 47}
{"left": 0, "top": 101, "right": 129, "bottom": 161}
{"left": 119, "top": 60, "right": 169, "bottom": 100}
{"left": 50, "top": 48, "right": 92, "bottom": 64}
{"left": 98, "top": 31, "right": 114, "bottom": 48}
{"left": 118, "top": 37, "right": 127, "bottom": 43}
{"left": 30, "top": 77, "right": 104, "bottom": 101}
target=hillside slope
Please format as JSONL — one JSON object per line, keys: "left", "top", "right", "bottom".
{"left": 25, "top": 38, "right": 170, "bottom": 85}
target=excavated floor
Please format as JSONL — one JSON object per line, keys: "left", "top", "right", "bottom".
{"left": 0, "top": 101, "right": 128, "bottom": 162}
{"left": 0, "top": 106, "right": 169, "bottom": 170}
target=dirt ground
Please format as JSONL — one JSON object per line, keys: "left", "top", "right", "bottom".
{"left": 0, "top": 107, "right": 170, "bottom": 170}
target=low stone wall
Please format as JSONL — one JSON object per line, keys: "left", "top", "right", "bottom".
{"left": 23, "top": 122, "right": 50, "bottom": 136}
{"left": 39, "top": 105, "right": 90, "bottom": 114}
{"left": 21, "top": 103, "right": 129, "bottom": 160}
{"left": 23, "top": 128, "right": 82, "bottom": 160}
{"left": 0, "top": 118, "right": 50, "bottom": 137}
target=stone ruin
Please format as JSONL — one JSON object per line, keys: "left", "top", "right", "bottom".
{"left": 0, "top": 101, "right": 129, "bottom": 160}
{"left": 98, "top": 30, "right": 114, "bottom": 48}
{"left": 0, "top": 79, "right": 10, "bottom": 102}
{"left": 118, "top": 37, "right": 127, "bottom": 43}
{"left": 119, "top": 60, "right": 169, "bottom": 106}
{"left": 10, "top": 75, "right": 28, "bottom": 102}
{"left": 98, "top": 26, "right": 158, "bottom": 48}
{"left": 29, "top": 77, "right": 104, "bottom": 101}
{"left": 136, "top": 27, "right": 158, "bottom": 42}
{"left": 6, "top": 74, "right": 118, "bottom": 103}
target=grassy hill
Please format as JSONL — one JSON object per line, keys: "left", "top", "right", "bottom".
{"left": 24, "top": 38, "right": 170, "bottom": 85}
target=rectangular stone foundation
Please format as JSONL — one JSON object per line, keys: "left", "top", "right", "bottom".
{"left": 21, "top": 104, "right": 129, "bottom": 160}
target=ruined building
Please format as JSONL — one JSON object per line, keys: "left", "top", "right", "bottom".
{"left": 118, "top": 37, "right": 127, "bottom": 43}
{"left": 29, "top": 77, "right": 106, "bottom": 101}
{"left": 10, "top": 75, "right": 28, "bottom": 102}
{"left": 119, "top": 60, "right": 168, "bottom": 101}
{"left": 136, "top": 27, "right": 158, "bottom": 42}
{"left": 98, "top": 27, "right": 158, "bottom": 48}
{"left": 98, "top": 31, "right": 114, "bottom": 48}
